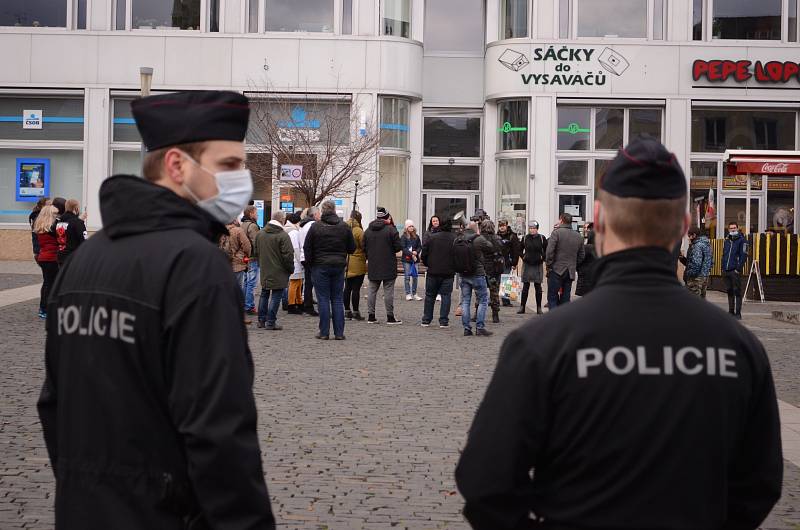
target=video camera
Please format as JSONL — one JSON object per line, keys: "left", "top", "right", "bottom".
{"left": 470, "top": 209, "right": 490, "bottom": 223}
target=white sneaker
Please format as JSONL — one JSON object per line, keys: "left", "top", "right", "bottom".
{"left": 414, "top": 295, "right": 423, "bottom": 301}
{"left": 436, "top": 294, "right": 442, "bottom": 301}
{"left": 406, "top": 294, "right": 413, "bottom": 301}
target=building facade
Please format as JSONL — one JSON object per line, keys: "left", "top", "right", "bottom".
{"left": 1, "top": 0, "right": 799, "bottom": 258}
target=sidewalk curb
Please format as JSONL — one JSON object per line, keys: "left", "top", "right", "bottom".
{"left": 772, "top": 311, "right": 800, "bottom": 325}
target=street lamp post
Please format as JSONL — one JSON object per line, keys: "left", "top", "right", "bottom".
{"left": 138, "top": 67, "right": 154, "bottom": 165}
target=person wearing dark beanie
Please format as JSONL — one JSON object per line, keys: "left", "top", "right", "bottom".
{"left": 456, "top": 137, "right": 781, "bottom": 530}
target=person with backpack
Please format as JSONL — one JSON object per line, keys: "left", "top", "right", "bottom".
{"left": 220, "top": 219, "right": 252, "bottom": 324}
{"left": 478, "top": 219, "right": 505, "bottom": 324}
{"left": 363, "top": 207, "right": 403, "bottom": 325}
{"left": 454, "top": 220, "right": 493, "bottom": 337}
{"left": 518, "top": 220, "right": 547, "bottom": 314}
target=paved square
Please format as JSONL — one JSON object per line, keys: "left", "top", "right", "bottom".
{"left": 1, "top": 264, "right": 799, "bottom": 529}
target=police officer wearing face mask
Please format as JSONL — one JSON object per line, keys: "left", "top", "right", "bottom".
{"left": 455, "top": 137, "right": 782, "bottom": 530}
{"left": 37, "top": 91, "right": 276, "bottom": 530}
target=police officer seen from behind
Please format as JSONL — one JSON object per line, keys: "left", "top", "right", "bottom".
{"left": 37, "top": 91, "right": 276, "bottom": 530}
{"left": 455, "top": 137, "right": 782, "bottom": 530}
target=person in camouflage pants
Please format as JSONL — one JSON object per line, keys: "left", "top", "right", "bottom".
{"left": 684, "top": 227, "right": 713, "bottom": 299}
{"left": 475, "top": 219, "right": 503, "bottom": 323}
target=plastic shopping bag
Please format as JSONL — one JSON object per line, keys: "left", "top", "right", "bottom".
{"left": 499, "top": 273, "right": 522, "bottom": 301}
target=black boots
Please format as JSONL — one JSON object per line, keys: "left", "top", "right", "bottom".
{"left": 492, "top": 309, "right": 500, "bottom": 323}
{"left": 517, "top": 306, "right": 525, "bottom": 314}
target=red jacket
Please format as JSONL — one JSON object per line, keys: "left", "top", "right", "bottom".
{"left": 37, "top": 232, "right": 58, "bottom": 262}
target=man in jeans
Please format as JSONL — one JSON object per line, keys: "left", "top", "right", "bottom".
{"left": 255, "top": 211, "right": 295, "bottom": 330}
{"left": 240, "top": 205, "right": 260, "bottom": 315}
{"left": 545, "top": 212, "right": 585, "bottom": 309}
{"left": 363, "top": 207, "right": 403, "bottom": 325}
{"left": 304, "top": 200, "right": 356, "bottom": 339}
{"left": 421, "top": 219, "right": 457, "bottom": 328}
{"left": 459, "top": 221, "right": 493, "bottom": 337}
{"left": 722, "top": 221, "right": 747, "bottom": 319}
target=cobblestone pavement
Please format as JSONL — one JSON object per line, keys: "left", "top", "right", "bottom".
{"left": 0, "top": 270, "right": 799, "bottom": 529}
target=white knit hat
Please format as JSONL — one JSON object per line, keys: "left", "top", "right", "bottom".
{"left": 404, "top": 219, "right": 415, "bottom": 230}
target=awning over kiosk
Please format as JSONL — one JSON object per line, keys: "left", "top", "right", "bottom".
{"left": 724, "top": 150, "right": 800, "bottom": 177}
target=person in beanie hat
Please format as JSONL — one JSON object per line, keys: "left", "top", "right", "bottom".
{"left": 38, "top": 91, "right": 276, "bottom": 530}
{"left": 363, "top": 206, "right": 403, "bottom": 324}
{"left": 456, "top": 137, "right": 781, "bottom": 529}
{"left": 517, "top": 220, "right": 547, "bottom": 314}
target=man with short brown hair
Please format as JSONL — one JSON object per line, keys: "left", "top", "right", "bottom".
{"left": 456, "top": 137, "right": 781, "bottom": 530}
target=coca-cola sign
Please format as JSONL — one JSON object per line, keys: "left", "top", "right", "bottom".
{"left": 762, "top": 162, "right": 790, "bottom": 174}
{"left": 727, "top": 161, "right": 800, "bottom": 176}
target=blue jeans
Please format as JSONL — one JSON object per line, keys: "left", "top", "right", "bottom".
{"left": 258, "top": 288, "right": 283, "bottom": 326}
{"left": 402, "top": 261, "right": 418, "bottom": 295}
{"left": 235, "top": 270, "right": 248, "bottom": 305}
{"left": 423, "top": 275, "right": 453, "bottom": 325}
{"left": 547, "top": 270, "right": 573, "bottom": 309}
{"left": 460, "top": 275, "right": 488, "bottom": 330}
{"left": 312, "top": 265, "right": 346, "bottom": 338}
{"left": 244, "top": 262, "right": 259, "bottom": 311}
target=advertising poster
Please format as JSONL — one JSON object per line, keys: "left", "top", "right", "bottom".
{"left": 16, "top": 158, "right": 50, "bottom": 202}
{"left": 279, "top": 164, "right": 303, "bottom": 181}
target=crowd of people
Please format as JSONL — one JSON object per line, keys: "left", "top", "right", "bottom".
{"left": 28, "top": 196, "right": 88, "bottom": 319}
{"left": 217, "top": 202, "right": 606, "bottom": 339}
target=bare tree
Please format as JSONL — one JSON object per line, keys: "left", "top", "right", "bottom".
{"left": 246, "top": 89, "right": 381, "bottom": 208}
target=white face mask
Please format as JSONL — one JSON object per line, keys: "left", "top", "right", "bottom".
{"left": 182, "top": 154, "right": 253, "bottom": 224}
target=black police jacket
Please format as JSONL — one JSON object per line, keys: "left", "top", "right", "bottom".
{"left": 456, "top": 247, "right": 782, "bottom": 530}
{"left": 37, "top": 175, "right": 276, "bottom": 530}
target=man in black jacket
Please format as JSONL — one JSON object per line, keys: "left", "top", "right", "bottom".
{"left": 303, "top": 200, "right": 356, "bottom": 340}
{"left": 456, "top": 137, "right": 781, "bottom": 530}
{"left": 37, "top": 91, "right": 276, "bottom": 530}
{"left": 421, "top": 219, "right": 457, "bottom": 328}
{"left": 363, "top": 206, "right": 403, "bottom": 324}
{"left": 53, "top": 198, "right": 87, "bottom": 265}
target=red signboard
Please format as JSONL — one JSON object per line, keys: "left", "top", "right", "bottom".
{"left": 693, "top": 59, "right": 800, "bottom": 84}
{"left": 726, "top": 161, "right": 800, "bottom": 176}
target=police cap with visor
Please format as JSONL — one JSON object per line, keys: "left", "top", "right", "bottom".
{"left": 131, "top": 91, "right": 250, "bottom": 152}
{"left": 600, "top": 136, "right": 687, "bottom": 200}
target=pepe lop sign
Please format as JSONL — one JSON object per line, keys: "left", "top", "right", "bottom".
{"left": 499, "top": 46, "right": 631, "bottom": 87}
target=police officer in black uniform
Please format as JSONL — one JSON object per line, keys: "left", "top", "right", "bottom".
{"left": 455, "top": 137, "right": 782, "bottom": 530}
{"left": 37, "top": 91, "right": 276, "bottom": 530}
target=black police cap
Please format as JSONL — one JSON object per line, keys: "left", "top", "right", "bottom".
{"left": 600, "top": 137, "right": 687, "bottom": 200}
{"left": 131, "top": 91, "right": 250, "bottom": 152}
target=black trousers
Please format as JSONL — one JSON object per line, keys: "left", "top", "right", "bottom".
{"left": 303, "top": 263, "right": 314, "bottom": 310}
{"left": 520, "top": 281, "right": 542, "bottom": 309}
{"left": 343, "top": 274, "right": 365, "bottom": 312}
{"left": 38, "top": 261, "right": 59, "bottom": 313}
{"left": 723, "top": 270, "right": 742, "bottom": 314}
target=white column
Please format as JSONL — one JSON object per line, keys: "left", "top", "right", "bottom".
{"left": 225, "top": 0, "right": 244, "bottom": 33}
{"left": 536, "top": 0, "right": 556, "bottom": 39}
{"left": 90, "top": 0, "right": 111, "bottom": 30}
{"left": 665, "top": 97, "right": 690, "bottom": 185}
{"left": 484, "top": 102, "right": 498, "bottom": 219}
{"left": 407, "top": 99, "right": 423, "bottom": 224}
{"left": 411, "top": 0, "right": 424, "bottom": 41}
{"left": 532, "top": 95, "right": 555, "bottom": 236}
{"left": 486, "top": 0, "right": 500, "bottom": 43}
{"left": 358, "top": 0, "right": 376, "bottom": 36}
{"left": 84, "top": 88, "right": 110, "bottom": 230}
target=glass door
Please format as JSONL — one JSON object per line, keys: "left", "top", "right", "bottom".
{"left": 556, "top": 192, "right": 590, "bottom": 232}
{"left": 424, "top": 193, "right": 475, "bottom": 231}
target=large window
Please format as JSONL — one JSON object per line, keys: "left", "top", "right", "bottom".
{"left": 0, "top": 98, "right": 84, "bottom": 142}
{"left": 378, "top": 156, "right": 408, "bottom": 224}
{"left": 691, "top": 109, "right": 796, "bottom": 153}
{"left": 501, "top": 0, "right": 528, "bottom": 39}
{"left": 498, "top": 100, "right": 528, "bottom": 151}
{"left": 422, "top": 165, "right": 480, "bottom": 190}
{"left": 266, "top": 0, "right": 333, "bottom": 32}
{"left": 424, "top": 0, "right": 484, "bottom": 54}
{"left": 380, "top": 98, "right": 410, "bottom": 150}
{"left": 115, "top": 0, "right": 219, "bottom": 31}
{"left": 424, "top": 117, "right": 481, "bottom": 158}
{"left": 497, "top": 159, "right": 527, "bottom": 234}
{"left": 562, "top": 0, "right": 664, "bottom": 39}
{"left": 1, "top": 0, "right": 67, "bottom": 27}
{"left": 383, "top": 0, "right": 411, "bottom": 38}
{"left": 694, "top": 0, "right": 792, "bottom": 40}
{"left": 111, "top": 98, "right": 141, "bottom": 177}
{"left": 246, "top": 99, "right": 351, "bottom": 146}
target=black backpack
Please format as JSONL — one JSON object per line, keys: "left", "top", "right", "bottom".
{"left": 453, "top": 234, "right": 476, "bottom": 275}
{"left": 489, "top": 237, "right": 505, "bottom": 275}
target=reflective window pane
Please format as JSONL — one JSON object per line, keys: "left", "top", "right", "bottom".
{"left": 116, "top": 0, "right": 126, "bottom": 29}
{"left": 422, "top": 165, "right": 480, "bottom": 190}
{"left": 380, "top": 98, "right": 410, "bottom": 150}
{"left": 558, "top": 194, "right": 587, "bottom": 225}
{"left": 690, "top": 162, "right": 719, "bottom": 235}
{"left": 791, "top": 0, "right": 798, "bottom": 41}
{"left": 0, "top": 98, "right": 84, "bottom": 141}
{"left": 559, "top": 0, "right": 570, "bottom": 38}
{"left": 112, "top": 99, "right": 141, "bottom": 143}
{"left": 133, "top": 0, "right": 201, "bottom": 29}
{"left": 209, "top": 0, "right": 219, "bottom": 31}
{"left": 266, "top": 0, "right": 334, "bottom": 32}
{"left": 629, "top": 108, "right": 662, "bottom": 142}
{"left": 112, "top": 150, "right": 141, "bottom": 177}
{"left": 424, "top": 117, "right": 481, "bottom": 157}
{"left": 424, "top": 0, "right": 484, "bottom": 53}
{"left": 497, "top": 158, "right": 527, "bottom": 235}
{"left": 691, "top": 109, "right": 796, "bottom": 153}
{"left": 594, "top": 159, "right": 613, "bottom": 198}
{"left": 0, "top": 0, "right": 66, "bottom": 27}
{"left": 498, "top": 100, "right": 528, "bottom": 151}
{"left": 501, "top": 0, "right": 528, "bottom": 39}
{"left": 383, "top": 0, "right": 410, "bottom": 37}
{"left": 693, "top": 0, "right": 703, "bottom": 39}
{"left": 558, "top": 160, "right": 589, "bottom": 186}
{"left": 247, "top": 100, "right": 351, "bottom": 145}
{"left": 653, "top": 0, "right": 664, "bottom": 39}
{"left": 77, "top": 0, "right": 88, "bottom": 29}
{"left": 767, "top": 178, "right": 795, "bottom": 233}
{"left": 577, "top": 0, "right": 647, "bottom": 38}
{"left": 594, "top": 108, "right": 624, "bottom": 150}
{"left": 379, "top": 156, "right": 408, "bottom": 222}
{"left": 557, "top": 107, "right": 590, "bottom": 151}
{"left": 724, "top": 197, "right": 759, "bottom": 234}
{"left": 713, "top": 0, "right": 781, "bottom": 40}
{"left": 342, "top": 0, "right": 353, "bottom": 34}
{"left": 248, "top": 0, "right": 259, "bottom": 32}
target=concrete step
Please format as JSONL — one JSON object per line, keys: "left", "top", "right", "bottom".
{"left": 772, "top": 310, "right": 800, "bottom": 325}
